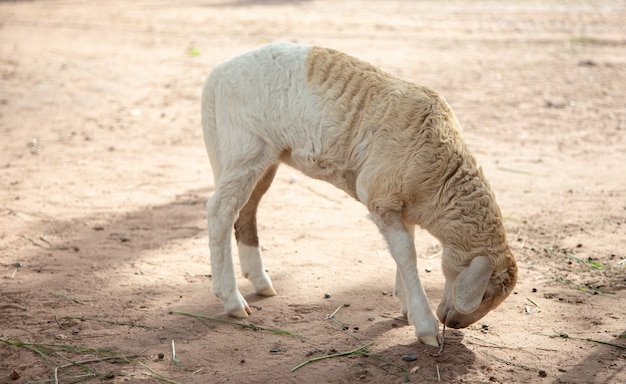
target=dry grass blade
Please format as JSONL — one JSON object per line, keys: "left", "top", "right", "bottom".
{"left": 68, "top": 316, "right": 164, "bottom": 330}
{"left": 325, "top": 305, "right": 343, "bottom": 320}
{"left": 171, "top": 339, "right": 180, "bottom": 365}
{"left": 536, "top": 332, "right": 626, "bottom": 350}
{"left": 291, "top": 342, "right": 375, "bottom": 372}
{"left": 548, "top": 275, "right": 616, "bottom": 296}
{"left": 139, "top": 361, "right": 182, "bottom": 384}
{"left": 53, "top": 351, "right": 146, "bottom": 384}
{"left": 52, "top": 292, "right": 84, "bottom": 304}
{"left": 171, "top": 311, "right": 298, "bottom": 336}
{"left": 525, "top": 297, "right": 540, "bottom": 314}
{"left": 1, "top": 338, "right": 144, "bottom": 383}
{"left": 496, "top": 166, "right": 534, "bottom": 176}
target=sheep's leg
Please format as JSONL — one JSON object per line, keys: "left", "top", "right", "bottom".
{"left": 394, "top": 268, "right": 408, "bottom": 318}
{"left": 372, "top": 213, "right": 441, "bottom": 347}
{"left": 234, "top": 164, "right": 279, "bottom": 297}
{"left": 393, "top": 223, "right": 415, "bottom": 319}
{"left": 207, "top": 164, "right": 274, "bottom": 318}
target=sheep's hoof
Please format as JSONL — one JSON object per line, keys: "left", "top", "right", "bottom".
{"left": 418, "top": 335, "right": 441, "bottom": 347}
{"left": 228, "top": 307, "right": 251, "bottom": 318}
{"left": 256, "top": 286, "right": 277, "bottom": 297}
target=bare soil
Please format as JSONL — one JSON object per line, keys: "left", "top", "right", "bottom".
{"left": 1, "top": 1, "right": 625, "bottom": 383}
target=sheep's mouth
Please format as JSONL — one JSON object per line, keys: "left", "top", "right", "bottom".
{"left": 438, "top": 309, "right": 478, "bottom": 329}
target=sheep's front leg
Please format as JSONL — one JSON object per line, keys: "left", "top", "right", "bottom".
{"left": 393, "top": 223, "right": 415, "bottom": 319}
{"left": 373, "top": 214, "right": 441, "bottom": 346}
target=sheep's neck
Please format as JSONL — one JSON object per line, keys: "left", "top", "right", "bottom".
{"left": 419, "top": 158, "right": 509, "bottom": 258}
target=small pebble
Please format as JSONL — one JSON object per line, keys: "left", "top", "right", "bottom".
{"left": 158, "top": 353, "right": 164, "bottom": 360}
{"left": 240, "top": 359, "right": 246, "bottom": 364}
{"left": 270, "top": 348, "right": 280, "bottom": 353}
{"left": 353, "top": 326, "right": 359, "bottom": 331}
{"left": 14, "top": 262, "right": 22, "bottom": 268}
{"left": 324, "top": 293, "right": 331, "bottom": 299}
{"left": 425, "top": 267, "right": 432, "bottom": 273}
{"left": 402, "top": 354, "right": 418, "bottom": 362}
{"left": 538, "top": 369, "right": 547, "bottom": 378}
{"left": 10, "top": 369, "right": 21, "bottom": 380}
{"left": 531, "top": 288, "right": 537, "bottom": 293}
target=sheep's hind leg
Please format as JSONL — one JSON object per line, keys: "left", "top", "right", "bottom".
{"left": 207, "top": 162, "right": 275, "bottom": 318}
{"left": 234, "top": 164, "right": 279, "bottom": 297}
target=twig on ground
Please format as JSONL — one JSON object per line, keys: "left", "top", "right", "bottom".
{"left": 139, "top": 361, "right": 182, "bottom": 384}
{"left": 171, "top": 340, "right": 180, "bottom": 365}
{"left": 525, "top": 297, "right": 540, "bottom": 313}
{"left": 53, "top": 351, "right": 146, "bottom": 384}
{"left": 23, "top": 235, "right": 49, "bottom": 248}
{"left": 52, "top": 293, "right": 84, "bottom": 304}
{"left": 171, "top": 311, "right": 298, "bottom": 336}
{"left": 291, "top": 342, "right": 375, "bottom": 372}
{"left": 536, "top": 332, "right": 626, "bottom": 350}
{"left": 380, "top": 312, "right": 409, "bottom": 322}
{"left": 325, "top": 307, "right": 407, "bottom": 375}
{"left": 324, "top": 305, "right": 364, "bottom": 343}
{"left": 496, "top": 166, "right": 534, "bottom": 176}
{"left": 54, "top": 316, "right": 71, "bottom": 334}
{"left": 2, "top": 338, "right": 143, "bottom": 383}
{"left": 566, "top": 255, "right": 606, "bottom": 269}
{"left": 326, "top": 305, "right": 343, "bottom": 320}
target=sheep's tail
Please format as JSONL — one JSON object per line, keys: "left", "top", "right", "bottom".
{"left": 201, "top": 72, "right": 221, "bottom": 184}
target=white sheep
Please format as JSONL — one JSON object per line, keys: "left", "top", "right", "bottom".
{"left": 201, "top": 42, "right": 517, "bottom": 346}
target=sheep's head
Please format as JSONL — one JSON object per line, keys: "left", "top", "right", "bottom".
{"left": 436, "top": 251, "right": 517, "bottom": 329}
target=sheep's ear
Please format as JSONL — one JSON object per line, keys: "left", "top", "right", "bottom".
{"left": 454, "top": 256, "right": 493, "bottom": 314}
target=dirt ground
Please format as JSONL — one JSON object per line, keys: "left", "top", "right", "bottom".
{"left": 1, "top": 1, "right": 625, "bottom": 383}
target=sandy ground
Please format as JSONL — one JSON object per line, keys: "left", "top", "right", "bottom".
{"left": 1, "top": 1, "right": 625, "bottom": 383}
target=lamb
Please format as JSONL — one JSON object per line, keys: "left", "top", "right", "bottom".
{"left": 200, "top": 42, "right": 517, "bottom": 347}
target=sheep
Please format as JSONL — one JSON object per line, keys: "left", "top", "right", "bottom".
{"left": 201, "top": 42, "right": 517, "bottom": 347}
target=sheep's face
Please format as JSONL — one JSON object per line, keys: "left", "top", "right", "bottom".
{"left": 437, "top": 253, "right": 517, "bottom": 329}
